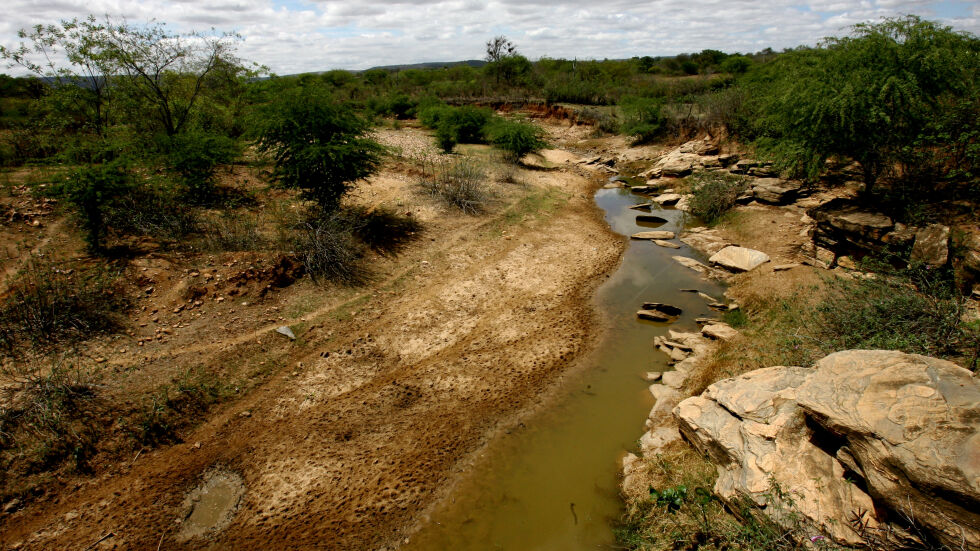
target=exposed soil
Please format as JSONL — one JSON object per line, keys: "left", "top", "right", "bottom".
{"left": 0, "top": 123, "right": 627, "bottom": 550}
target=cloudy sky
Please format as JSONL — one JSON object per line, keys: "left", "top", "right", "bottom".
{"left": 2, "top": 1, "right": 978, "bottom": 75}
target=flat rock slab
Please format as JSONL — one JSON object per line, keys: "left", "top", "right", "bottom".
{"left": 672, "top": 255, "right": 710, "bottom": 273}
{"left": 652, "top": 193, "right": 682, "bottom": 205}
{"left": 681, "top": 231, "right": 729, "bottom": 256}
{"left": 709, "top": 246, "right": 770, "bottom": 272}
{"left": 628, "top": 203, "right": 653, "bottom": 211}
{"left": 653, "top": 239, "right": 681, "bottom": 249}
{"left": 276, "top": 326, "right": 296, "bottom": 340}
{"left": 632, "top": 231, "right": 675, "bottom": 240}
{"left": 701, "top": 323, "right": 738, "bottom": 340}
{"left": 628, "top": 185, "right": 659, "bottom": 194}
{"left": 637, "top": 309, "right": 677, "bottom": 322}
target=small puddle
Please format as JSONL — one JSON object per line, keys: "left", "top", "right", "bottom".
{"left": 407, "top": 186, "right": 726, "bottom": 550}
{"left": 177, "top": 470, "right": 245, "bottom": 541}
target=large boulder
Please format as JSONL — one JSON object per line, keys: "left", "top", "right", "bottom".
{"left": 674, "top": 350, "right": 980, "bottom": 549}
{"left": 909, "top": 224, "right": 950, "bottom": 268}
{"left": 807, "top": 198, "right": 894, "bottom": 252}
{"left": 960, "top": 232, "right": 980, "bottom": 274}
{"left": 795, "top": 350, "right": 980, "bottom": 550}
{"left": 751, "top": 178, "right": 802, "bottom": 205}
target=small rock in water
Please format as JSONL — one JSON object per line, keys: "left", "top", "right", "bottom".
{"left": 653, "top": 240, "right": 681, "bottom": 249}
{"left": 636, "top": 214, "right": 669, "bottom": 224}
{"left": 641, "top": 302, "right": 683, "bottom": 317}
{"left": 628, "top": 203, "right": 653, "bottom": 211}
{"left": 645, "top": 372, "right": 663, "bottom": 382}
{"left": 276, "top": 326, "right": 296, "bottom": 340}
{"left": 631, "top": 231, "right": 675, "bottom": 240}
{"left": 637, "top": 310, "right": 672, "bottom": 322}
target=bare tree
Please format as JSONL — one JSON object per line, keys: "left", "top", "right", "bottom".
{"left": 485, "top": 36, "right": 518, "bottom": 84}
{"left": 485, "top": 35, "right": 516, "bottom": 63}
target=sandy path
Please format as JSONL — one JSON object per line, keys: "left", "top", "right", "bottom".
{"left": 0, "top": 142, "right": 625, "bottom": 550}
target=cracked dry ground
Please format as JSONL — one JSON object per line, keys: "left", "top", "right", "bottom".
{"left": 1, "top": 138, "right": 623, "bottom": 550}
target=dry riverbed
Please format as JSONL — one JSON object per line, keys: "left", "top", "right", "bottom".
{"left": 0, "top": 123, "right": 626, "bottom": 550}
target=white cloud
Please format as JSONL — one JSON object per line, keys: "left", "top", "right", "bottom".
{"left": 0, "top": 0, "right": 976, "bottom": 75}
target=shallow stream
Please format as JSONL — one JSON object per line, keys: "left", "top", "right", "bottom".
{"left": 407, "top": 187, "right": 726, "bottom": 550}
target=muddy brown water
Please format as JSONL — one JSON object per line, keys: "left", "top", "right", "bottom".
{"left": 407, "top": 187, "right": 726, "bottom": 550}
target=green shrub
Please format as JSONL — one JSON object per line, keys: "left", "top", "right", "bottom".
{"left": 743, "top": 16, "right": 979, "bottom": 195}
{"left": 368, "top": 93, "right": 416, "bottom": 119}
{"left": 435, "top": 124, "right": 458, "bottom": 153}
{"left": 687, "top": 171, "right": 749, "bottom": 224}
{"left": 417, "top": 102, "right": 453, "bottom": 129}
{"left": 420, "top": 104, "right": 494, "bottom": 147}
{"left": 485, "top": 118, "right": 547, "bottom": 162}
{"left": 447, "top": 105, "right": 494, "bottom": 144}
{"left": 619, "top": 96, "right": 668, "bottom": 143}
{"left": 64, "top": 161, "right": 134, "bottom": 253}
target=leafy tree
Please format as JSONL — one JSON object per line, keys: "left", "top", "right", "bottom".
{"left": 253, "top": 85, "right": 385, "bottom": 213}
{"left": 1, "top": 16, "right": 256, "bottom": 141}
{"left": 619, "top": 96, "right": 668, "bottom": 143}
{"left": 746, "top": 16, "right": 979, "bottom": 195}
{"left": 100, "top": 21, "right": 247, "bottom": 138}
{"left": 720, "top": 55, "right": 752, "bottom": 74}
{"left": 1, "top": 17, "right": 116, "bottom": 135}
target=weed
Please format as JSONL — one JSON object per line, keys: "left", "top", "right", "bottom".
{"left": 127, "top": 367, "right": 230, "bottom": 448}
{"left": 686, "top": 171, "right": 749, "bottom": 225}
{"left": 498, "top": 185, "right": 567, "bottom": 228}
{"left": 619, "top": 448, "right": 837, "bottom": 551}
{"left": 197, "top": 210, "right": 267, "bottom": 252}
{"left": 810, "top": 261, "right": 977, "bottom": 363}
{"left": 296, "top": 214, "right": 373, "bottom": 285}
{"left": 722, "top": 308, "right": 748, "bottom": 328}
{"left": 105, "top": 180, "right": 199, "bottom": 243}
{"left": 0, "top": 258, "right": 126, "bottom": 355}
{"left": 418, "top": 156, "right": 491, "bottom": 214}
{"left": 0, "top": 357, "right": 102, "bottom": 497}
